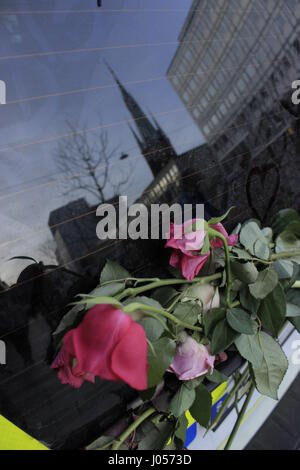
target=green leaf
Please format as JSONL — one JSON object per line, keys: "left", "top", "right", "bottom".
{"left": 203, "top": 308, "right": 226, "bottom": 336}
{"left": 152, "top": 287, "right": 178, "bottom": 307}
{"left": 253, "top": 238, "right": 270, "bottom": 261}
{"left": 147, "top": 337, "right": 176, "bottom": 388}
{"left": 74, "top": 295, "right": 123, "bottom": 308}
{"left": 173, "top": 303, "right": 200, "bottom": 326}
{"left": 184, "top": 376, "right": 204, "bottom": 390}
{"left": 226, "top": 308, "right": 256, "bottom": 335}
{"left": 123, "top": 296, "right": 171, "bottom": 336}
{"left": 272, "top": 208, "right": 300, "bottom": 235}
{"left": 235, "top": 332, "right": 288, "bottom": 399}
{"left": 231, "top": 247, "right": 253, "bottom": 261}
{"left": 53, "top": 303, "right": 85, "bottom": 339}
{"left": 275, "top": 231, "right": 300, "bottom": 264}
{"left": 289, "top": 316, "right": 300, "bottom": 332}
{"left": 249, "top": 269, "right": 278, "bottom": 299}
{"left": 86, "top": 435, "right": 114, "bottom": 450}
{"left": 208, "top": 206, "right": 234, "bottom": 225}
{"left": 89, "top": 282, "right": 124, "bottom": 297}
{"left": 258, "top": 284, "right": 286, "bottom": 337}
{"left": 100, "top": 259, "right": 130, "bottom": 284}
{"left": 239, "top": 221, "right": 269, "bottom": 258}
{"left": 139, "top": 316, "right": 166, "bottom": 341}
{"left": 124, "top": 297, "right": 171, "bottom": 337}
{"left": 206, "top": 369, "right": 228, "bottom": 384}
{"left": 231, "top": 261, "right": 259, "bottom": 284}
{"left": 272, "top": 260, "right": 294, "bottom": 280}
{"left": 232, "top": 223, "right": 242, "bottom": 235}
{"left": 138, "top": 420, "right": 174, "bottom": 450}
{"left": 189, "top": 383, "right": 212, "bottom": 428}
{"left": 262, "top": 227, "right": 273, "bottom": 243}
{"left": 169, "top": 384, "right": 196, "bottom": 418}
{"left": 211, "top": 319, "right": 238, "bottom": 355}
{"left": 285, "top": 221, "right": 300, "bottom": 237}
{"left": 239, "top": 285, "right": 260, "bottom": 316}
{"left": 125, "top": 295, "right": 163, "bottom": 310}
{"left": 286, "top": 303, "right": 300, "bottom": 317}
{"left": 175, "top": 414, "right": 188, "bottom": 443}
{"left": 286, "top": 289, "right": 300, "bottom": 318}
{"left": 280, "top": 263, "right": 300, "bottom": 291}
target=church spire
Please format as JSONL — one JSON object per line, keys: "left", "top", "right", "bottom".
{"left": 106, "top": 62, "right": 158, "bottom": 144}
{"left": 128, "top": 124, "right": 144, "bottom": 151}
{"left": 148, "top": 109, "right": 169, "bottom": 141}
{"left": 106, "top": 62, "right": 177, "bottom": 178}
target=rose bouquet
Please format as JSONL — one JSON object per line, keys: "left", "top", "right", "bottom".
{"left": 51, "top": 208, "right": 300, "bottom": 450}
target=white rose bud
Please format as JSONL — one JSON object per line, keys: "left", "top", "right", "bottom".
{"left": 185, "top": 284, "right": 220, "bottom": 312}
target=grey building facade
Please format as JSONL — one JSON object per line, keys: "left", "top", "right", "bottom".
{"left": 167, "top": 0, "right": 300, "bottom": 220}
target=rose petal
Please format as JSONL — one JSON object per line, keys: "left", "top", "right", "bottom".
{"left": 51, "top": 347, "right": 84, "bottom": 388}
{"left": 181, "top": 253, "right": 209, "bottom": 280}
{"left": 210, "top": 223, "right": 238, "bottom": 248}
{"left": 169, "top": 336, "right": 215, "bottom": 381}
{"left": 169, "top": 250, "right": 182, "bottom": 269}
{"left": 216, "top": 351, "right": 228, "bottom": 363}
{"left": 64, "top": 305, "right": 132, "bottom": 382}
{"left": 111, "top": 322, "right": 148, "bottom": 390}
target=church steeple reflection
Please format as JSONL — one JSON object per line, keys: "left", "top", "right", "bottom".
{"left": 106, "top": 63, "right": 177, "bottom": 177}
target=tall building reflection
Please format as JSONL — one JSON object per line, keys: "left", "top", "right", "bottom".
{"left": 167, "top": 0, "right": 300, "bottom": 218}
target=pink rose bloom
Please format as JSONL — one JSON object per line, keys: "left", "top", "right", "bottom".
{"left": 51, "top": 304, "right": 148, "bottom": 391}
{"left": 168, "top": 332, "right": 215, "bottom": 380}
{"left": 166, "top": 219, "right": 238, "bottom": 281}
{"left": 216, "top": 351, "right": 228, "bottom": 363}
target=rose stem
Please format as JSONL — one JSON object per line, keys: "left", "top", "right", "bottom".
{"left": 111, "top": 406, "right": 156, "bottom": 450}
{"left": 116, "top": 273, "right": 222, "bottom": 301}
{"left": 125, "top": 303, "right": 203, "bottom": 332}
{"left": 100, "top": 277, "right": 160, "bottom": 286}
{"left": 167, "top": 292, "right": 184, "bottom": 312}
{"left": 208, "top": 228, "right": 232, "bottom": 308}
{"left": 271, "top": 251, "right": 300, "bottom": 261}
{"left": 205, "top": 365, "right": 249, "bottom": 435}
{"left": 224, "top": 381, "right": 256, "bottom": 450}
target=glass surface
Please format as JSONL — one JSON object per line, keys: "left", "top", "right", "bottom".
{"left": 0, "top": 0, "right": 299, "bottom": 448}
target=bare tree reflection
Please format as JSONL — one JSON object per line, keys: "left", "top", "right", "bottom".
{"left": 55, "top": 124, "right": 131, "bottom": 202}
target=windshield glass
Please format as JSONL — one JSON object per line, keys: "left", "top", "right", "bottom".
{"left": 0, "top": 0, "right": 299, "bottom": 449}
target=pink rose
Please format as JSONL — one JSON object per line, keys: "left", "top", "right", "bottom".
{"left": 216, "top": 351, "right": 228, "bottom": 363}
{"left": 51, "top": 304, "right": 148, "bottom": 391}
{"left": 166, "top": 220, "right": 238, "bottom": 281}
{"left": 168, "top": 332, "right": 215, "bottom": 380}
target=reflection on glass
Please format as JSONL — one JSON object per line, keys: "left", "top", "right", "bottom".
{"left": 0, "top": 0, "right": 300, "bottom": 449}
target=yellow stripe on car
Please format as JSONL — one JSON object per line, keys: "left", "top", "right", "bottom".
{"left": 0, "top": 415, "right": 48, "bottom": 450}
